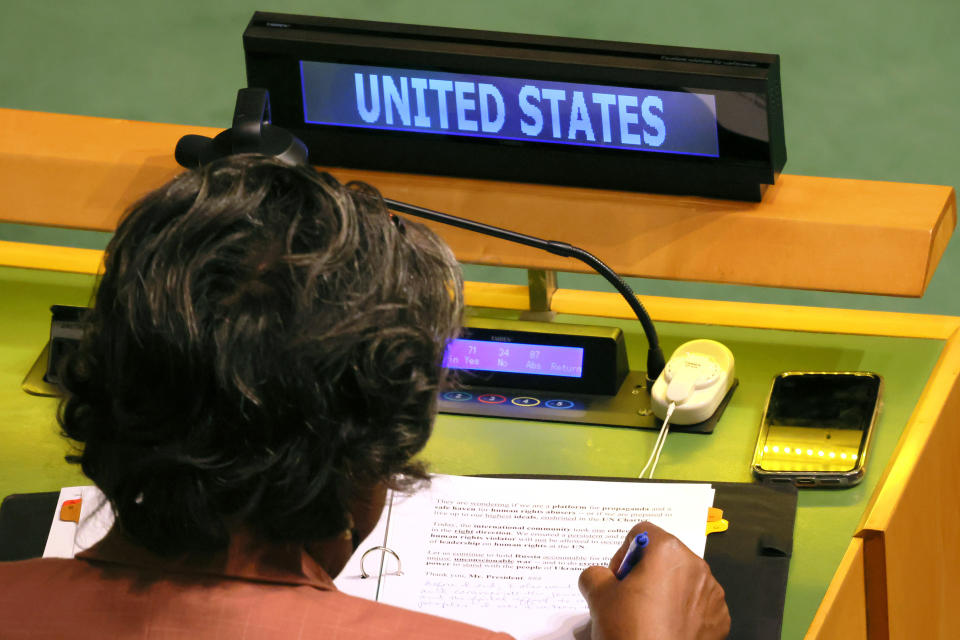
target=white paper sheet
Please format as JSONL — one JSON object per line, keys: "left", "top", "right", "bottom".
{"left": 41, "top": 486, "right": 84, "bottom": 558}
{"left": 41, "top": 486, "right": 113, "bottom": 558}
{"left": 335, "top": 474, "right": 714, "bottom": 640}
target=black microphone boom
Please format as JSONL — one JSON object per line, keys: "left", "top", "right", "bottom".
{"left": 383, "top": 198, "right": 666, "bottom": 383}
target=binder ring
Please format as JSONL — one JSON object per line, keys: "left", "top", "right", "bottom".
{"left": 359, "top": 545, "right": 403, "bottom": 578}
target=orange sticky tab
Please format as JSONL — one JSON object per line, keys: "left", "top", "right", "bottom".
{"left": 707, "top": 507, "right": 723, "bottom": 522}
{"left": 60, "top": 498, "right": 82, "bottom": 523}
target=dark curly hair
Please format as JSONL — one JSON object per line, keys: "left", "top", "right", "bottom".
{"left": 59, "top": 155, "right": 463, "bottom": 555}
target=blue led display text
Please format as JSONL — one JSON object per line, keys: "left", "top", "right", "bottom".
{"left": 300, "top": 61, "right": 719, "bottom": 157}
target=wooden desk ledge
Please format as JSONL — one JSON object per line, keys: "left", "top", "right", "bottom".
{"left": 1, "top": 108, "right": 955, "bottom": 297}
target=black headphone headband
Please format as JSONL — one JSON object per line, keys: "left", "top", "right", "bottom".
{"left": 174, "top": 88, "right": 308, "bottom": 169}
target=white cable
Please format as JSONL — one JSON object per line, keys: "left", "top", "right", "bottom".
{"left": 646, "top": 417, "right": 672, "bottom": 479}
{"left": 643, "top": 419, "right": 670, "bottom": 477}
{"left": 639, "top": 402, "right": 676, "bottom": 479}
{"left": 641, "top": 418, "right": 670, "bottom": 480}
{"left": 644, "top": 404, "right": 674, "bottom": 479}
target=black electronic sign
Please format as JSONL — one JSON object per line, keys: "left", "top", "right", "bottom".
{"left": 244, "top": 13, "right": 786, "bottom": 201}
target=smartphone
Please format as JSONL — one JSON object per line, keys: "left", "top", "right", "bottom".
{"left": 751, "top": 372, "right": 882, "bottom": 487}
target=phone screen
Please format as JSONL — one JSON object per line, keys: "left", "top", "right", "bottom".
{"left": 757, "top": 373, "right": 881, "bottom": 473}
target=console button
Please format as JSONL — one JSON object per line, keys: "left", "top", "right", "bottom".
{"left": 544, "top": 399, "right": 575, "bottom": 410}
{"left": 478, "top": 394, "right": 507, "bottom": 404}
{"left": 442, "top": 391, "right": 473, "bottom": 402}
{"left": 511, "top": 396, "right": 541, "bottom": 407}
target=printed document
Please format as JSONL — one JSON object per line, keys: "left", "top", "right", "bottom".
{"left": 335, "top": 474, "right": 714, "bottom": 639}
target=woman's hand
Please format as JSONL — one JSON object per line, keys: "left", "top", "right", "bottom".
{"left": 578, "top": 521, "right": 730, "bottom": 640}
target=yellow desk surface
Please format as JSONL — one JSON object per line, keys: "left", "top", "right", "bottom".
{"left": 3, "top": 265, "right": 959, "bottom": 639}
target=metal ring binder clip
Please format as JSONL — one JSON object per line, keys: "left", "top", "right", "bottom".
{"left": 359, "top": 545, "right": 403, "bottom": 578}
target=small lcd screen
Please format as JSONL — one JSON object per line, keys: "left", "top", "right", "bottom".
{"left": 300, "top": 61, "right": 720, "bottom": 157}
{"left": 442, "top": 339, "right": 584, "bottom": 378}
{"left": 758, "top": 373, "right": 881, "bottom": 473}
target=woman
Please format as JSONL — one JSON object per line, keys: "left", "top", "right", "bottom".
{"left": 0, "top": 156, "right": 728, "bottom": 639}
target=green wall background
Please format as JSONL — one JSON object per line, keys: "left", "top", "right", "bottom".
{"left": 3, "top": 0, "right": 958, "bottom": 314}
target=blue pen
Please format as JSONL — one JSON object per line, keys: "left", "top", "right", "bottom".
{"left": 615, "top": 532, "right": 649, "bottom": 580}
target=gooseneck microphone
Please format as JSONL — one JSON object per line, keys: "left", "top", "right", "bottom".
{"left": 383, "top": 198, "right": 666, "bottom": 382}
{"left": 175, "top": 88, "right": 666, "bottom": 382}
